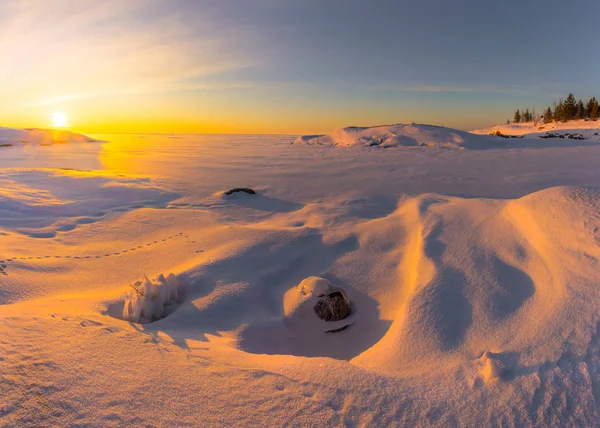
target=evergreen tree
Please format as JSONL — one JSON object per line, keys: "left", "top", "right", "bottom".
{"left": 543, "top": 107, "right": 553, "bottom": 123}
{"left": 506, "top": 93, "right": 599, "bottom": 124}
{"left": 587, "top": 97, "right": 598, "bottom": 119}
{"left": 563, "top": 93, "right": 577, "bottom": 121}
{"left": 591, "top": 99, "right": 599, "bottom": 120}
{"left": 575, "top": 99, "right": 585, "bottom": 119}
{"left": 554, "top": 100, "right": 563, "bottom": 122}
{"left": 513, "top": 109, "right": 521, "bottom": 123}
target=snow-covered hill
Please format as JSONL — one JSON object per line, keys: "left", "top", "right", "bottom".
{"left": 471, "top": 119, "right": 600, "bottom": 140}
{"left": 0, "top": 127, "right": 95, "bottom": 146}
{"left": 294, "top": 124, "right": 493, "bottom": 149}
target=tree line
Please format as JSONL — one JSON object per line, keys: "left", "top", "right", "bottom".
{"left": 510, "top": 94, "right": 599, "bottom": 124}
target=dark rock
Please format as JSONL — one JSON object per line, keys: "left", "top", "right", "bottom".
{"left": 314, "top": 291, "right": 350, "bottom": 322}
{"left": 225, "top": 188, "right": 256, "bottom": 196}
{"left": 490, "top": 130, "right": 508, "bottom": 138}
{"left": 489, "top": 130, "right": 523, "bottom": 139}
{"left": 540, "top": 132, "right": 587, "bottom": 141}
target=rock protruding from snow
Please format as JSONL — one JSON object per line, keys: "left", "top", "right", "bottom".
{"left": 122, "top": 273, "right": 182, "bottom": 323}
{"left": 490, "top": 130, "right": 524, "bottom": 139}
{"left": 314, "top": 291, "right": 350, "bottom": 321}
{"left": 294, "top": 124, "right": 489, "bottom": 149}
{"left": 283, "top": 276, "right": 354, "bottom": 333}
{"left": 225, "top": 188, "right": 256, "bottom": 196}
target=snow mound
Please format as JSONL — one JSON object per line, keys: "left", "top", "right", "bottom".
{"left": 294, "top": 124, "right": 490, "bottom": 149}
{"left": 0, "top": 127, "right": 95, "bottom": 146}
{"left": 121, "top": 274, "right": 183, "bottom": 323}
{"left": 354, "top": 186, "right": 600, "bottom": 378}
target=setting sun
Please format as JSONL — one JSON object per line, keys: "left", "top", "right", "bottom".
{"left": 52, "top": 111, "right": 67, "bottom": 128}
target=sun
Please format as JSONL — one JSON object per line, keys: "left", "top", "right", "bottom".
{"left": 52, "top": 111, "right": 68, "bottom": 128}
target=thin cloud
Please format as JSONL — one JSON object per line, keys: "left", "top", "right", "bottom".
{"left": 0, "top": 1, "right": 258, "bottom": 106}
{"left": 362, "top": 83, "right": 533, "bottom": 95}
{"left": 25, "top": 80, "right": 259, "bottom": 107}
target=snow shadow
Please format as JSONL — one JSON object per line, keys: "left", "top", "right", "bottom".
{"left": 489, "top": 257, "right": 536, "bottom": 319}
{"left": 476, "top": 136, "right": 600, "bottom": 150}
{"left": 345, "top": 195, "right": 398, "bottom": 219}
{"left": 415, "top": 220, "right": 473, "bottom": 350}
{"left": 223, "top": 193, "right": 304, "bottom": 213}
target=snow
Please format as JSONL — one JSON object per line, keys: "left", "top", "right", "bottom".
{"left": 121, "top": 274, "right": 182, "bottom": 323}
{"left": 472, "top": 119, "right": 600, "bottom": 140}
{"left": 293, "top": 123, "right": 493, "bottom": 148}
{"left": 2, "top": 126, "right": 600, "bottom": 425}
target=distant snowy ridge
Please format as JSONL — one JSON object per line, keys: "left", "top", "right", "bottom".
{"left": 0, "top": 126, "right": 95, "bottom": 146}
{"left": 294, "top": 124, "right": 494, "bottom": 149}
{"left": 471, "top": 119, "right": 600, "bottom": 140}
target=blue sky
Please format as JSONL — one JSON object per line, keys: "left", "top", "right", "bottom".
{"left": 1, "top": 0, "right": 599, "bottom": 132}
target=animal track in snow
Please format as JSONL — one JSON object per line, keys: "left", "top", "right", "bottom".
{"left": 0, "top": 232, "right": 205, "bottom": 273}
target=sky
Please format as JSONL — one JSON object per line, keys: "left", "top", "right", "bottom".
{"left": 0, "top": 0, "right": 599, "bottom": 134}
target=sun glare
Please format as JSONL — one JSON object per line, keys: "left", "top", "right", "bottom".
{"left": 52, "top": 111, "right": 68, "bottom": 128}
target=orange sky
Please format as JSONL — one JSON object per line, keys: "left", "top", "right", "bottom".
{"left": 1, "top": 1, "right": 594, "bottom": 134}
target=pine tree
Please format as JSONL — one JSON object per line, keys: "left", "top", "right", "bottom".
{"left": 554, "top": 100, "right": 563, "bottom": 122}
{"left": 505, "top": 93, "right": 599, "bottom": 124}
{"left": 543, "top": 107, "right": 553, "bottom": 123}
{"left": 586, "top": 97, "right": 595, "bottom": 118}
{"left": 591, "top": 99, "right": 599, "bottom": 120}
{"left": 563, "top": 93, "right": 577, "bottom": 121}
{"left": 575, "top": 100, "right": 585, "bottom": 119}
{"left": 587, "top": 97, "right": 598, "bottom": 119}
